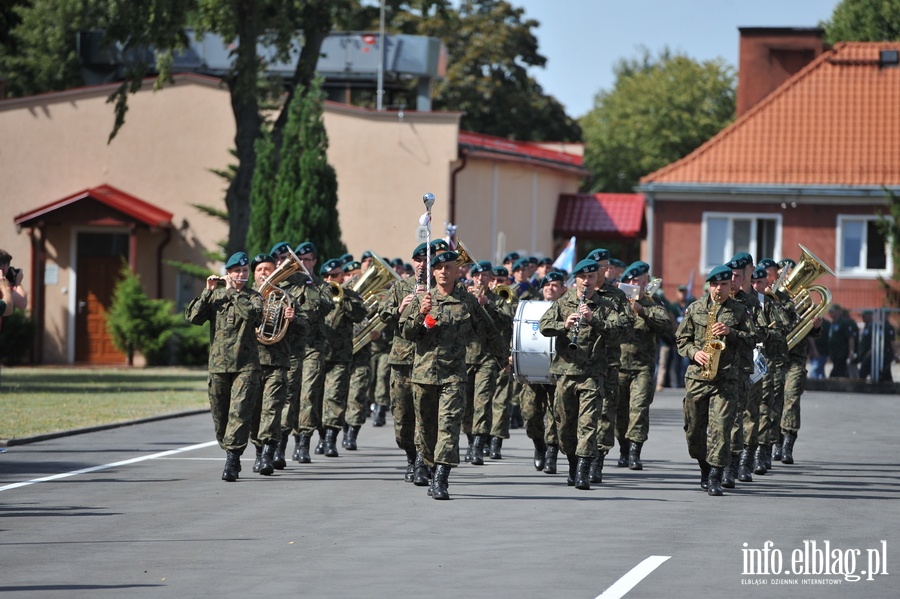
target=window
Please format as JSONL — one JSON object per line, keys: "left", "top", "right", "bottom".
{"left": 702, "top": 213, "right": 781, "bottom": 270}
{"left": 836, "top": 215, "right": 892, "bottom": 277}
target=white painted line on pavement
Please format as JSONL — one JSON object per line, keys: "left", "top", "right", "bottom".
{"left": 595, "top": 555, "right": 671, "bottom": 599}
{"left": 0, "top": 440, "right": 218, "bottom": 493}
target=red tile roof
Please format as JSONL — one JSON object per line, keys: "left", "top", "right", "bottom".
{"left": 554, "top": 193, "right": 645, "bottom": 239}
{"left": 641, "top": 42, "right": 900, "bottom": 187}
{"left": 15, "top": 185, "right": 173, "bottom": 228}
{"left": 459, "top": 131, "right": 587, "bottom": 176}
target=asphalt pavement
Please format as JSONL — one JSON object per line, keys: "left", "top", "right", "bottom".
{"left": 0, "top": 388, "right": 897, "bottom": 598}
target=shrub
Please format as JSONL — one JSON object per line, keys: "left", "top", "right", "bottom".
{"left": 0, "top": 309, "right": 36, "bottom": 365}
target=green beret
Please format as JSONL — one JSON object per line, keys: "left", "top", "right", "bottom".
{"left": 512, "top": 257, "right": 529, "bottom": 272}
{"left": 429, "top": 239, "right": 450, "bottom": 252}
{"left": 778, "top": 258, "right": 796, "bottom": 270}
{"left": 541, "top": 271, "right": 565, "bottom": 287}
{"left": 503, "top": 252, "right": 520, "bottom": 263}
{"left": 727, "top": 254, "right": 752, "bottom": 270}
{"left": 751, "top": 266, "right": 767, "bottom": 280}
{"left": 431, "top": 251, "right": 458, "bottom": 268}
{"left": 471, "top": 260, "right": 493, "bottom": 274}
{"left": 361, "top": 250, "right": 374, "bottom": 260}
{"left": 625, "top": 261, "right": 649, "bottom": 276}
{"left": 758, "top": 258, "right": 778, "bottom": 269}
{"left": 706, "top": 265, "right": 732, "bottom": 282}
{"left": 572, "top": 259, "right": 600, "bottom": 275}
{"left": 340, "top": 253, "right": 354, "bottom": 265}
{"left": 609, "top": 258, "right": 626, "bottom": 268}
{"left": 411, "top": 243, "right": 428, "bottom": 260}
{"left": 587, "top": 248, "right": 609, "bottom": 262}
{"left": 492, "top": 266, "right": 509, "bottom": 277}
{"left": 343, "top": 260, "right": 361, "bottom": 273}
{"left": 295, "top": 241, "right": 316, "bottom": 257}
{"left": 250, "top": 253, "right": 275, "bottom": 273}
{"left": 225, "top": 252, "right": 249, "bottom": 270}
{"left": 270, "top": 241, "right": 292, "bottom": 257}
{"left": 320, "top": 258, "right": 342, "bottom": 275}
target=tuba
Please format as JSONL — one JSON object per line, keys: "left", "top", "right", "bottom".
{"left": 351, "top": 253, "right": 403, "bottom": 354}
{"left": 777, "top": 244, "right": 834, "bottom": 349}
{"left": 256, "top": 247, "right": 303, "bottom": 345}
{"left": 455, "top": 240, "right": 476, "bottom": 268}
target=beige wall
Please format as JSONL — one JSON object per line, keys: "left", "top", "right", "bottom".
{"left": 454, "top": 159, "right": 581, "bottom": 264}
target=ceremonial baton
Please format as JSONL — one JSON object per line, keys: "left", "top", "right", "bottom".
{"left": 422, "top": 192, "right": 435, "bottom": 289}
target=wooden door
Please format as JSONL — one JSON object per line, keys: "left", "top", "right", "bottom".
{"left": 75, "top": 233, "right": 128, "bottom": 364}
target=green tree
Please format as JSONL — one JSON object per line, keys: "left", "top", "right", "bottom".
{"left": 106, "top": 264, "right": 180, "bottom": 366}
{"left": 823, "top": 0, "right": 900, "bottom": 44}
{"left": 580, "top": 48, "right": 735, "bottom": 193}
{"left": 246, "top": 129, "right": 277, "bottom": 258}
{"left": 875, "top": 191, "right": 900, "bottom": 306}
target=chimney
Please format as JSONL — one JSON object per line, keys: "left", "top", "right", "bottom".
{"left": 737, "top": 27, "right": 826, "bottom": 117}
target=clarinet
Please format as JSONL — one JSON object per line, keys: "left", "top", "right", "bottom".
{"left": 568, "top": 281, "right": 589, "bottom": 350}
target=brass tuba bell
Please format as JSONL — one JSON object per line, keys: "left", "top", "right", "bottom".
{"left": 777, "top": 244, "right": 834, "bottom": 349}
{"left": 351, "top": 253, "right": 403, "bottom": 354}
{"left": 256, "top": 247, "right": 303, "bottom": 345}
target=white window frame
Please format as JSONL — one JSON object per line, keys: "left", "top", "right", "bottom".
{"left": 835, "top": 214, "right": 893, "bottom": 278}
{"left": 700, "top": 212, "right": 783, "bottom": 271}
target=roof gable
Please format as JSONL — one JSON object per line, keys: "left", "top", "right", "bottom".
{"left": 15, "top": 185, "right": 173, "bottom": 229}
{"left": 641, "top": 42, "right": 900, "bottom": 187}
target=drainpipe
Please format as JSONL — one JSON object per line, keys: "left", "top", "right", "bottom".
{"left": 449, "top": 150, "right": 468, "bottom": 234}
{"left": 156, "top": 226, "right": 172, "bottom": 299}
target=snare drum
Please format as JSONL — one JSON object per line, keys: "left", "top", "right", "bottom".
{"left": 512, "top": 300, "right": 556, "bottom": 383}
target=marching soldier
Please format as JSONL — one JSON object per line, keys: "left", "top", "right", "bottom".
{"left": 521, "top": 270, "right": 566, "bottom": 473}
{"left": 343, "top": 260, "right": 373, "bottom": 450}
{"left": 615, "top": 262, "right": 672, "bottom": 471}
{"left": 378, "top": 243, "right": 429, "bottom": 483}
{"left": 320, "top": 258, "right": 367, "bottom": 457}
{"left": 184, "top": 252, "right": 262, "bottom": 482}
{"left": 540, "top": 259, "right": 627, "bottom": 490}
{"left": 248, "top": 253, "right": 295, "bottom": 475}
{"left": 676, "top": 265, "right": 755, "bottom": 496}
{"left": 400, "top": 250, "right": 509, "bottom": 500}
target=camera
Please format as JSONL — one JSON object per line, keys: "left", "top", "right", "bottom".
{"left": 6, "top": 266, "right": 20, "bottom": 286}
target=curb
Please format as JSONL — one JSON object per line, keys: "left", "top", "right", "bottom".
{"left": 0, "top": 408, "right": 210, "bottom": 448}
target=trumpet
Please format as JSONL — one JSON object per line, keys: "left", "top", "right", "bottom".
{"left": 493, "top": 284, "right": 515, "bottom": 302}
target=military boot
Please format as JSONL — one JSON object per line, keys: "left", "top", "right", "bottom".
{"left": 324, "top": 428, "right": 340, "bottom": 458}
{"left": 707, "top": 466, "right": 725, "bottom": 496}
{"left": 617, "top": 439, "right": 631, "bottom": 467}
{"left": 489, "top": 436, "right": 503, "bottom": 460}
{"left": 771, "top": 433, "right": 783, "bottom": 461}
{"left": 509, "top": 405, "right": 524, "bottom": 429}
{"left": 628, "top": 441, "right": 644, "bottom": 470}
{"left": 698, "top": 459, "right": 711, "bottom": 491}
{"left": 763, "top": 444, "right": 773, "bottom": 471}
{"left": 533, "top": 438, "right": 547, "bottom": 471}
{"left": 259, "top": 442, "right": 275, "bottom": 476}
{"left": 589, "top": 453, "right": 604, "bottom": 483}
{"left": 373, "top": 404, "right": 387, "bottom": 427}
{"left": 753, "top": 445, "right": 768, "bottom": 475}
{"left": 341, "top": 424, "right": 350, "bottom": 449}
{"left": 722, "top": 453, "right": 739, "bottom": 488}
{"left": 464, "top": 433, "right": 474, "bottom": 463}
{"left": 413, "top": 453, "right": 430, "bottom": 487}
{"left": 290, "top": 433, "right": 301, "bottom": 462}
{"left": 404, "top": 451, "right": 417, "bottom": 483}
{"left": 296, "top": 433, "right": 312, "bottom": 464}
{"left": 431, "top": 464, "right": 451, "bottom": 500}
{"left": 543, "top": 444, "right": 559, "bottom": 474}
{"left": 470, "top": 435, "right": 485, "bottom": 466}
{"left": 345, "top": 426, "right": 359, "bottom": 451}
{"left": 222, "top": 450, "right": 240, "bottom": 482}
{"left": 738, "top": 448, "right": 754, "bottom": 482}
{"left": 314, "top": 432, "right": 325, "bottom": 455}
{"left": 574, "top": 457, "right": 591, "bottom": 490}
{"left": 252, "top": 445, "right": 263, "bottom": 473}
{"left": 273, "top": 433, "right": 288, "bottom": 469}
{"left": 781, "top": 431, "right": 797, "bottom": 464}
{"left": 566, "top": 453, "right": 578, "bottom": 486}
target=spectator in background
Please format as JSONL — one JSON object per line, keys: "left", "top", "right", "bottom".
{"left": 0, "top": 249, "right": 28, "bottom": 312}
{"left": 0, "top": 270, "right": 14, "bottom": 317}
{"left": 827, "top": 305, "right": 857, "bottom": 378}
{"left": 857, "top": 310, "right": 896, "bottom": 383}
{"left": 809, "top": 313, "right": 831, "bottom": 379}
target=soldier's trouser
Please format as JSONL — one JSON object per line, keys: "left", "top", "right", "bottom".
{"left": 758, "top": 365, "right": 777, "bottom": 445}
{"left": 209, "top": 370, "right": 261, "bottom": 452}
{"left": 742, "top": 378, "right": 762, "bottom": 447}
{"left": 616, "top": 368, "right": 655, "bottom": 444}
{"left": 728, "top": 373, "right": 751, "bottom": 454}
{"left": 346, "top": 353, "right": 371, "bottom": 427}
{"left": 597, "top": 365, "right": 619, "bottom": 454}
{"left": 490, "top": 370, "right": 513, "bottom": 439}
{"left": 465, "top": 360, "right": 497, "bottom": 436}
{"left": 413, "top": 382, "right": 465, "bottom": 467}
{"left": 390, "top": 364, "right": 416, "bottom": 453}
{"left": 370, "top": 351, "right": 391, "bottom": 408}
{"left": 764, "top": 363, "right": 787, "bottom": 442}
{"left": 781, "top": 358, "right": 806, "bottom": 433}
{"left": 281, "top": 351, "right": 304, "bottom": 436}
{"left": 522, "top": 382, "right": 558, "bottom": 445}
{"left": 250, "top": 364, "right": 287, "bottom": 447}
{"left": 297, "top": 347, "right": 325, "bottom": 434}
{"left": 322, "top": 361, "right": 350, "bottom": 429}
{"left": 683, "top": 376, "right": 736, "bottom": 468}
{"left": 555, "top": 373, "right": 602, "bottom": 458}
{"left": 656, "top": 343, "right": 671, "bottom": 389}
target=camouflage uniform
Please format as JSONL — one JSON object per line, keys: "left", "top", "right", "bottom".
{"left": 185, "top": 285, "right": 262, "bottom": 453}
{"left": 780, "top": 301, "right": 821, "bottom": 461}
{"left": 676, "top": 293, "right": 755, "bottom": 468}
{"left": 522, "top": 382, "right": 558, "bottom": 446}
{"left": 249, "top": 297, "right": 294, "bottom": 448}
{"left": 756, "top": 292, "right": 790, "bottom": 470}
{"left": 539, "top": 287, "right": 625, "bottom": 459}
{"left": 346, "top": 338, "right": 372, "bottom": 428}
{"left": 597, "top": 282, "right": 633, "bottom": 459}
{"left": 295, "top": 273, "right": 335, "bottom": 436}
{"left": 728, "top": 290, "right": 765, "bottom": 459}
{"left": 379, "top": 276, "right": 419, "bottom": 456}
{"left": 616, "top": 296, "right": 671, "bottom": 447}
{"left": 400, "top": 285, "right": 507, "bottom": 469}
{"left": 463, "top": 288, "right": 511, "bottom": 438}
{"left": 322, "top": 288, "right": 367, "bottom": 429}
{"left": 368, "top": 324, "right": 393, "bottom": 422}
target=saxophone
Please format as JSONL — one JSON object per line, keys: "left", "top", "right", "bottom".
{"left": 700, "top": 301, "right": 726, "bottom": 380}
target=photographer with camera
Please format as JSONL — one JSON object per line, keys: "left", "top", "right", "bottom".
{"left": 0, "top": 250, "right": 27, "bottom": 314}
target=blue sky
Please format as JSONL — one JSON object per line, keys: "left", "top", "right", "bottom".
{"left": 513, "top": 0, "right": 842, "bottom": 118}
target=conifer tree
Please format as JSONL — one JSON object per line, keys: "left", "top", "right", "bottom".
{"left": 246, "top": 129, "right": 277, "bottom": 257}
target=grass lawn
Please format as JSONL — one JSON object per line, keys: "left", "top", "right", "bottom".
{"left": 0, "top": 366, "right": 209, "bottom": 443}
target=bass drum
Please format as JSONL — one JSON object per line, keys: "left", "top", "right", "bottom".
{"left": 512, "top": 300, "right": 556, "bottom": 384}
